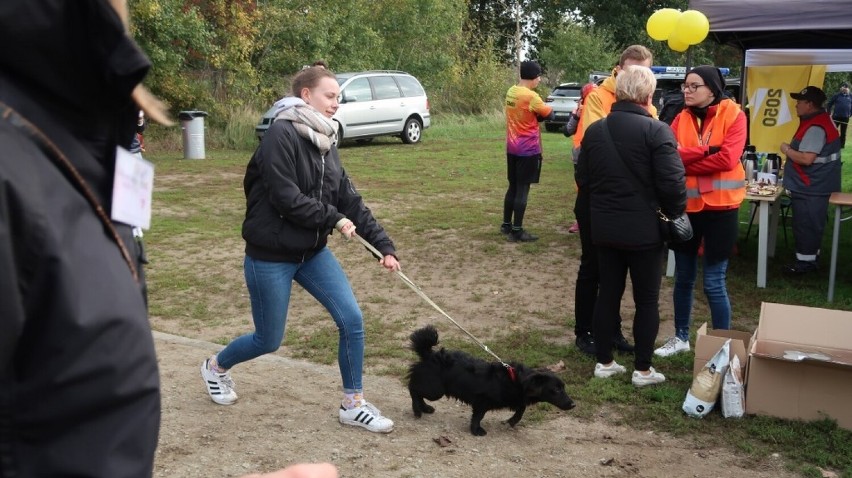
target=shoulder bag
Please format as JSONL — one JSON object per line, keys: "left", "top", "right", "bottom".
{"left": 599, "top": 119, "right": 693, "bottom": 244}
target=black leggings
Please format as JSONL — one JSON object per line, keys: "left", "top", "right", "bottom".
{"left": 503, "top": 181, "right": 531, "bottom": 227}
{"left": 503, "top": 154, "right": 540, "bottom": 228}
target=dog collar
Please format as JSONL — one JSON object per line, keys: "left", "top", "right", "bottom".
{"left": 505, "top": 365, "right": 517, "bottom": 382}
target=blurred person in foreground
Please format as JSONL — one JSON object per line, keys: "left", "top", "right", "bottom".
{"left": 780, "top": 86, "right": 842, "bottom": 275}
{"left": 576, "top": 65, "right": 686, "bottom": 387}
{"left": 655, "top": 66, "right": 747, "bottom": 358}
{"left": 501, "top": 60, "right": 552, "bottom": 243}
{"left": 571, "top": 45, "right": 654, "bottom": 357}
{"left": 0, "top": 0, "right": 172, "bottom": 475}
{"left": 200, "top": 66, "right": 400, "bottom": 434}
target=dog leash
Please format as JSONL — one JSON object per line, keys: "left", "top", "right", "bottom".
{"left": 352, "top": 233, "right": 517, "bottom": 380}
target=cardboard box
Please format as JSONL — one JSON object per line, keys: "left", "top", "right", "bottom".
{"left": 692, "top": 322, "right": 753, "bottom": 377}
{"left": 745, "top": 302, "right": 852, "bottom": 430}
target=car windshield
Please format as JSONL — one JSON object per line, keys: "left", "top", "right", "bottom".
{"left": 551, "top": 87, "right": 580, "bottom": 98}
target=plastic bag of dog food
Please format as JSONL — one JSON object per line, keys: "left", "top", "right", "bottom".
{"left": 682, "top": 339, "right": 730, "bottom": 418}
{"left": 721, "top": 354, "right": 745, "bottom": 418}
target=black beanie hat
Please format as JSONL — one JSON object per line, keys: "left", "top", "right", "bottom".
{"left": 520, "top": 61, "right": 542, "bottom": 80}
{"left": 689, "top": 65, "right": 726, "bottom": 100}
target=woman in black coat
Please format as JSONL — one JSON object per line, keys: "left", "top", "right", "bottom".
{"left": 576, "top": 65, "right": 687, "bottom": 387}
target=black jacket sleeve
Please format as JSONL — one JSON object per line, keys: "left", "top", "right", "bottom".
{"left": 649, "top": 123, "right": 687, "bottom": 218}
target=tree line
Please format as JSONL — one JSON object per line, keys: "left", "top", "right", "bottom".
{"left": 130, "top": 0, "right": 741, "bottom": 125}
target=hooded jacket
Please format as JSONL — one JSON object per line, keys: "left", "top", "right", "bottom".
{"left": 1, "top": 1, "right": 160, "bottom": 476}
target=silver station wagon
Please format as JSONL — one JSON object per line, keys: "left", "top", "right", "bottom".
{"left": 256, "top": 70, "right": 431, "bottom": 144}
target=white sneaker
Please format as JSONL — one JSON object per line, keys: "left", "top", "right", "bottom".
{"left": 632, "top": 367, "right": 666, "bottom": 387}
{"left": 339, "top": 402, "right": 394, "bottom": 433}
{"left": 200, "top": 356, "right": 238, "bottom": 405}
{"left": 654, "top": 337, "right": 690, "bottom": 357}
{"left": 594, "top": 361, "right": 627, "bottom": 378}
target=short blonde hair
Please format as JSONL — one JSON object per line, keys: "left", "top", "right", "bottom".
{"left": 619, "top": 45, "right": 653, "bottom": 67}
{"left": 615, "top": 65, "right": 656, "bottom": 104}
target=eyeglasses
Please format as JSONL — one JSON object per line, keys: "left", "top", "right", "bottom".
{"left": 681, "top": 83, "right": 707, "bottom": 93}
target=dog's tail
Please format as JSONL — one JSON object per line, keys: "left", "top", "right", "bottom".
{"left": 409, "top": 325, "right": 439, "bottom": 360}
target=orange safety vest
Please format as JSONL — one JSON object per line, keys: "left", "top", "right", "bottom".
{"left": 674, "top": 99, "right": 746, "bottom": 212}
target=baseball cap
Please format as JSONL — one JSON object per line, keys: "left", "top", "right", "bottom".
{"left": 790, "top": 86, "right": 827, "bottom": 105}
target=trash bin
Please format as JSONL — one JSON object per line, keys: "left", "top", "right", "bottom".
{"left": 178, "top": 110, "right": 208, "bottom": 159}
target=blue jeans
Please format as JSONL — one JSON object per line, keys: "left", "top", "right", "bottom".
{"left": 672, "top": 252, "right": 731, "bottom": 340}
{"left": 216, "top": 248, "right": 365, "bottom": 392}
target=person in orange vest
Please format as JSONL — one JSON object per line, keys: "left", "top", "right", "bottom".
{"left": 655, "top": 66, "right": 747, "bottom": 358}
{"left": 780, "top": 86, "right": 842, "bottom": 274}
{"left": 571, "top": 45, "right": 653, "bottom": 357}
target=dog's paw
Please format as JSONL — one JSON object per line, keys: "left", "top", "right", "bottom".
{"left": 471, "top": 426, "right": 487, "bottom": 436}
{"left": 422, "top": 404, "right": 435, "bottom": 414}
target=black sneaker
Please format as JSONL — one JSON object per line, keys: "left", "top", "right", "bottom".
{"left": 575, "top": 332, "right": 596, "bottom": 356}
{"left": 784, "top": 260, "right": 818, "bottom": 275}
{"left": 500, "top": 223, "right": 512, "bottom": 235}
{"left": 612, "top": 333, "right": 635, "bottom": 353}
{"left": 508, "top": 229, "right": 539, "bottom": 242}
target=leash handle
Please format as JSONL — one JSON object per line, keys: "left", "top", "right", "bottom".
{"left": 351, "top": 233, "right": 509, "bottom": 366}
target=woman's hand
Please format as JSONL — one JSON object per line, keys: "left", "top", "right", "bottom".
{"left": 334, "top": 218, "right": 356, "bottom": 239}
{"left": 380, "top": 254, "right": 400, "bottom": 272}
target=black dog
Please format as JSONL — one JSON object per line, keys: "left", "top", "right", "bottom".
{"left": 406, "top": 325, "right": 575, "bottom": 436}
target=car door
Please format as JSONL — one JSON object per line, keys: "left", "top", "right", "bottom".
{"left": 335, "top": 77, "right": 376, "bottom": 138}
{"left": 367, "top": 75, "right": 405, "bottom": 134}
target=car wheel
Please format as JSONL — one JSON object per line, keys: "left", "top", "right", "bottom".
{"left": 401, "top": 117, "right": 422, "bottom": 144}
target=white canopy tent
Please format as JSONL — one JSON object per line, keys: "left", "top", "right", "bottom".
{"left": 744, "top": 49, "right": 852, "bottom": 72}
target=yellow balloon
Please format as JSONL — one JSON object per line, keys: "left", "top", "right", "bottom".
{"left": 667, "top": 35, "right": 690, "bottom": 53}
{"left": 675, "top": 10, "right": 710, "bottom": 45}
{"left": 646, "top": 8, "right": 682, "bottom": 41}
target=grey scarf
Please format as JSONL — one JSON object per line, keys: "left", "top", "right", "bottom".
{"left": 273, "top": 97, "right": 337, "bottom": 154}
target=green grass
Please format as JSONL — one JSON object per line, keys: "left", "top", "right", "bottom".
{"left": 144, "top": 115, "right": 852, "bottom": 478}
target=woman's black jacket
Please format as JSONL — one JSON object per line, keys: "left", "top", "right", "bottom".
{"left": 243, "top": 119, "right": 396, "bottom": 262}
{"left": 575, "top": 101, "right": 687, "bottom": 249}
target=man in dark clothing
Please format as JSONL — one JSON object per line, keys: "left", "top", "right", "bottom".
{"left": 1, "top": 1, "right": 163, "bottom": 476}
{"left": 826, "top": 82, "right": 851, "bottom": 148}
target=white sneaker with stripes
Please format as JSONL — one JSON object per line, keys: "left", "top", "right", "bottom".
{"left": 200, "top": 356, "right": 238, "bottom": 405}
{"left": 339, "top": 401, "right": 394, "bottom": 433}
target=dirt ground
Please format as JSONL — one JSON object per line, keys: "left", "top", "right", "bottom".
{"left": 149, "top": 227, "right": 802, "bottom": 478}
{"left": 153, "top": 331, "right": 799, "bottom": 478}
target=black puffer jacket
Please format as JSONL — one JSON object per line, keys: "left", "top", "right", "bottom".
{"left": 1, "top": 1, "right": 159, "bottom": 476}
{"left": 576, "top": 101, "right": 686, "bottom": 249}
{"left": 243, "top": 119, "right": 396, "bottom": 262}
